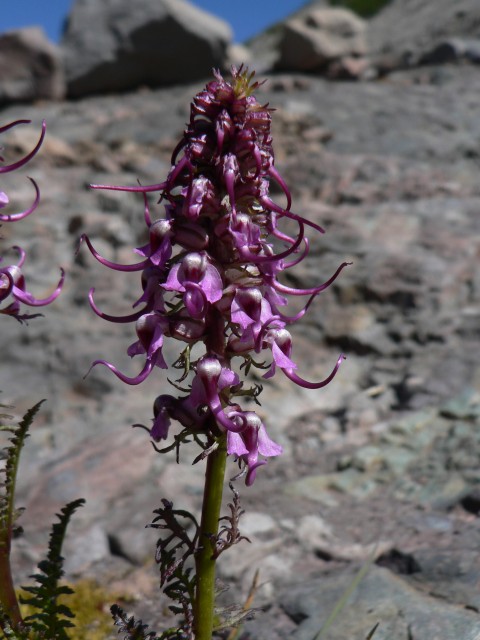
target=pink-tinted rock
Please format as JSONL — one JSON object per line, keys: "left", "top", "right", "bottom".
{"left": 276, "top": 8, "right": 367, "bottom": 75}
{"left": 0, "top": 27, "right": 65, "bottom": 104}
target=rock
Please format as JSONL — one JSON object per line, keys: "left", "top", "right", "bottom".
{"left": 61, "top": 0, "right": 232, "bottom": 97}
{"left": 440, "top": 388, "right": 480, "bottom": 420}
{"left": 368, "top": 0, "right": 480, "bottom": 72}
{"left": 408, "top": 548, "right": 480, "bottom": 611}
{"left": 63, "top": 524, "right": 111, "bottom": 575}
{"left": 297, "top": 514, "right": 391, "bottom": 562}
{"left": 281, "top": 566, "right": 480, "bottom": 640}
{"left": 296, "top": 514, "right": 333, "bottom": 552}
{"left": 326, "top": 55, "right": 369, "bottom": 80}
{"left": 246, "top": 0, "right": 329, "bottom": 73}
{"left": 240, "top": 511, "right": 277, "bottom": 537}
{"left": 275, "top": 8, "right": 367, "bottom": 77}
{"left": 420, "top": 38, "right": 480, "bottom": 65}
{"left": 225, "top": 43, "right": 252, "bottom": 69}
{"left": 0, "top": 27, "right": 65, "bottom": 105}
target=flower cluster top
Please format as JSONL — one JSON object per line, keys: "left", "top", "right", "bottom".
{"left": 82, "top": 68, "right": 347, "bottom": 484}
{"left": 0, "top": 120, "right": 64, "bottom": 322}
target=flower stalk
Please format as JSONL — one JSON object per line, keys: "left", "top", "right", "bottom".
{"left": 83, "top": 66, "right": 347, "bottom": 636}
{"left": 194, "top": 435, "right": 227, "bottom": 640}
{"left": 0, "top": 543, "right": 22, "bottom": 628}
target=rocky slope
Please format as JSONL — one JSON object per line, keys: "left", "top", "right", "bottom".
{"left": 1, "top": 26, "right": 480, "bottom": 640}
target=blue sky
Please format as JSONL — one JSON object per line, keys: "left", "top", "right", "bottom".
{"left": 1, "top": 0, "right": 309, "bottom": 43}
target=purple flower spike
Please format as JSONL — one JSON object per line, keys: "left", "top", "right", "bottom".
{"left": 135, "top": 219, "right": 173, "bottom": 267}
{"left": 183, "top": 176, "right": 219, "bottom": 220}
{"left": 0, "top": 120, "right": 63, "bottom": 321}
{"left": 0, "top": 269, "right": 14, "bottom": 302}
{"left": 0, "top": 178, "right": 40, "bottom": 222}
{"left": 0, "top": 120, "right": 46, "bottom": 174}
{"left": 231, "top": 288, "right": 264, "bottom": 332}
{"left": 281, "top": 354, "right": 346, "bottom": 389}
{"left": 263, "top": 328, "right": 298, "bottom": 378}
{"left": 90, "top": 179, "right": 167, "bottom": 194}
{"left": 127, "top": 312, "right": 168, "bottom": 369}
{"left": 226, "top": 412, "right": 283, "bottom": 486}
{"left": 88, "top": 358, "right": 155, "bottom": 385}
{"left": 151, "top": 394, "right": 176, "bottom": 440}
{"left": 8, "top": 266, "right": 64, "bottom": 307}
{"left": 78, "top": 234, "right": 148, "bottom": 272}
{"left": 195, "top": 356, "right": 245, "bottom": 433}
{"left": 84, "top": 68, "right": 347, "bottom": 484}
{"left": 163, "top": 252, "right": 223, "bottom": 319}
{"left": 88, "top": 288, "right": 147, "bottom": 323}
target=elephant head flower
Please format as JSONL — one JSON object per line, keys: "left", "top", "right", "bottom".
{"left": 83, "top": 67, "right": 347, "bottom": 483}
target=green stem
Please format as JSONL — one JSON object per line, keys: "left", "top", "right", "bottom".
{"left": 194, "top": 436, "right": 227, "bottom": 640}
{"left": 0, "top": 530, "right": 22, "bottom": 629}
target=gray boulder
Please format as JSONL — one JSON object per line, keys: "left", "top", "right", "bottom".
{"left": 246, "top": 0, "right": 329, "bottom": 73}
{"left": 0, "top": 27, "right": 65, "bottom": 105}
{"left": 61, "top": 0, "right": 232, "bottom": 97}
{"left": 281, "top": 566, "right": 480, "bottom": 640}
{"left": 368, "top": 0, "right": 480, "bottom": 72}
{"left": 275, "top": 8, "right": 367, "bottom": 78}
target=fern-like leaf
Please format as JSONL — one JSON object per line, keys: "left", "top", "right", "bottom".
{"left": 0, "top": 401, "right": 45, "bottom": 632}
{"left": 111, "top": 604, "right": 159, "bottom": 639}
{"left": 211, "top": 483, "right": 250, "bottom": 559}
{"left": 0, "top": 399, "right": 14, "bottom": 423}
{"left": 0, "top": 400, "right": 45, "bottom": 539}
{"left": 20, "top": 498, "right": 85, "bottom": 639}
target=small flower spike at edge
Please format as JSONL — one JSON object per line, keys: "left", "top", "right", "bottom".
{"left": 0, "top": 120, "right": 64, "bottom": 635}
{"left": 0, "top": 120, "right": 64, "bottom": 322}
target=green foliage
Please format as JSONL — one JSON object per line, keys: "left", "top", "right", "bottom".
{"left": 0, "top": 402, "right": 89, "bottom": 639}
{"left": 20, "top": 499, "right": 85, "bottom": 639}
{"left": 1, "top": 401, "right": 46, "bottom": 633}
{"left": 329, "top": 0, "right": 391, "bottom": 17}
{"left": 0, "top": 401, "right": 45, "bottom": 541}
